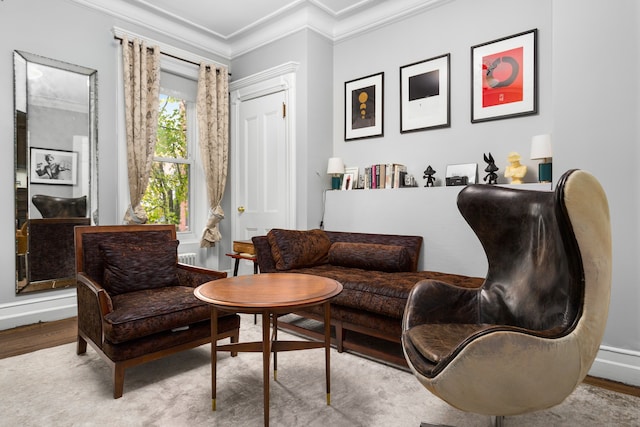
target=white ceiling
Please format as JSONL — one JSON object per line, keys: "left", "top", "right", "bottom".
{"left": 72, "top": 0, "right": 450, "bottom": 59}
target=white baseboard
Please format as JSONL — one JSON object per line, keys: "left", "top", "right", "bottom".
{"left": 0, "top": 290, "right": 78, "bottom": 330}
{"left": 589, "top": 345, "right": 640, "bottom": 387}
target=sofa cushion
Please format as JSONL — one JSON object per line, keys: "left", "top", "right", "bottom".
{"left": 100, "top": 240, "right": 179, "bottom": 295}
{"left": 328, "top": 242, "right": 412, "bottom": 272}
{"left": 267, "top": 228, "right": 330, "bottom": 270}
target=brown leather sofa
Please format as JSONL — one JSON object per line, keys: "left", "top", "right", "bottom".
{"left": 75, "top": 224, "right": 240, "bottom": 398}
{"left": 253, "top": 229, "right": 482, "bottom": 366}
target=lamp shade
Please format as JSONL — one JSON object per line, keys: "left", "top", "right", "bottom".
{"left": 326, "top": 157, "right": 345, "bottom": 175}
{"left": 530, "top": 134, "right": 552, "bottom": 160}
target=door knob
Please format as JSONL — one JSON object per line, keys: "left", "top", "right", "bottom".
{"left": 237, "top": 206, "right": 245, "bottom": 213}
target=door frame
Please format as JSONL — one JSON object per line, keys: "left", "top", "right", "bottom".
{"left": 229, "top": 62, "right": 299, "bottom": 244}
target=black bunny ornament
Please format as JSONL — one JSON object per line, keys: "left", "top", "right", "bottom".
{"left": 483, "top": 153, "right": 499, "bottom": 185}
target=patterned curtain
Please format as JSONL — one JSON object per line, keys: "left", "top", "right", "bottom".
{"left": 197, "top": 63, "right": 229, "bottom": 247}
{"left": 121, "top": 37, "right": 160, "bottom": 224}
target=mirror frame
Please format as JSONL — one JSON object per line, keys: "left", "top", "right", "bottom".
{"left": 14, "top": 50, "right": 98, "bottom": 294}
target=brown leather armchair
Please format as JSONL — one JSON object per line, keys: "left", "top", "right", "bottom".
{"left": 402, "top": 170, "right": 611, "bottom": 425}
{"left": 75, "top": 224, "right": 240, "bottom": 398}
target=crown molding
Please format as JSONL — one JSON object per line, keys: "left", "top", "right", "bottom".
{"left": 68, "top": 0, "right": 233, "bottom": 60}
{"left": 68, "top": 0, "right": 453, "bottom": 60}
{"left": 332, "top": 0, "right": 454, "bottom": 42}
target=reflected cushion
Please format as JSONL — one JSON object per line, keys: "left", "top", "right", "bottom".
{"left": 100, "top": 240, "right": 179, "bottom": 295}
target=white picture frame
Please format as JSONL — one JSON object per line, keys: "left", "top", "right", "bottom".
{"left": 342, "top": 167, "right": 358, "bottom": 190}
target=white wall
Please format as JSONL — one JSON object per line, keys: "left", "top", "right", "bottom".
{"left": 552, "top": 0, "right": 640, "bottom": 384}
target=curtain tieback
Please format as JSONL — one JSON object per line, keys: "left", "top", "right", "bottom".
{"left": 124, "top": 204, "right": 147, "bottom": 224}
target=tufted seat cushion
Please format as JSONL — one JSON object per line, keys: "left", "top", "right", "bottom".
{"left": 103, "top": 286, "right": 210, "bottom": 344}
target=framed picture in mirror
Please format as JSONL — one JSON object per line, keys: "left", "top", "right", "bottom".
{"left": 30, "top": 148, "right": 78, "bottom": 185}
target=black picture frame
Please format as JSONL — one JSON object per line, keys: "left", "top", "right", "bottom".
{"left": 30, "top": 148, "right": 78, "bottom": 185}
{"left": 344, "top": 72, "right": 384, "bottom": 141}
{"left": 471, "top": 29, "right": 538, "bottom": 123}
{"left": 400, "top": 53, "right": 450, "bottom": 132}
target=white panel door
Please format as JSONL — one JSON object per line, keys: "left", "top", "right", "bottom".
{"left": 234, "top": 90, "right": 289, "bottom": 245}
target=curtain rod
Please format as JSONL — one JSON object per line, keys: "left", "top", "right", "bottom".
{"left": 114, "top": 36, "right": 230, "bottom": 76}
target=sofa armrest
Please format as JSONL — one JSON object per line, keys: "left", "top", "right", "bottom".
{"left": 252, "top": 235, "right": 277, "bottom": 272}
{"left": 403, "top": 279, "right": 481, "bottom": 330}
{"left": 176, "top": 263, "right": 227, "bottom": 288}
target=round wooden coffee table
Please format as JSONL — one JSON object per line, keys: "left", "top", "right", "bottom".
{"left": 194, "top": 273, "right": 343, "bottom": 426}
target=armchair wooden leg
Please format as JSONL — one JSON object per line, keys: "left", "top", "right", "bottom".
{"left": 77, "top": 336, "right": 87, "bottom": 355}
{"left": 113, "top": 364, "right": 125, "bottom": 399}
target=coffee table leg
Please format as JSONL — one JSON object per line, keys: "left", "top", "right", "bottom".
{"left": 262, "top": 310, "right": 271, "bottom": 427}
{"left": 324, "top": 301, "right": 331, "bottom": 405}
{"left": 211, "top": 307, "right": 218, "bottom": 411}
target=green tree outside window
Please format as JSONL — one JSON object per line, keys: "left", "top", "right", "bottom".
{"left": 142, "top": 94, "right": 190, "bottom": 231}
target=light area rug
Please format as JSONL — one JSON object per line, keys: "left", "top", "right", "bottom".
{"left": 1, "top": 314, "right": 638, "bottom": 427}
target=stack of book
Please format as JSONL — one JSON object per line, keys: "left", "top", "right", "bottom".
{"left": 362, "top": 164, "right": 407, "bottom": 189}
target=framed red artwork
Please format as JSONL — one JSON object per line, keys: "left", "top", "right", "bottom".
{"left": 471, "top": 29, "right": 537, "bottom": 123}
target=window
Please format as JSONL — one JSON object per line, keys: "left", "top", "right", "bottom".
{"left": 141, "top": 68, "right": 199, "bottom": 234}
{"left": 141, "top": 94, "right": 192, "bottom": 231}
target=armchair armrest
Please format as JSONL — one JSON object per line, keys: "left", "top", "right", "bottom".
{"left": 403, "top": 279, "right": 481, "bottom": 330}
{"left": 76, "top": 272, "right": 113, "bottom": 346}
{"left": 176, "top": 263, "right": 227, "bottom": 288}
{"left": 77, "top": 272, "right": 113, "bottom": 315}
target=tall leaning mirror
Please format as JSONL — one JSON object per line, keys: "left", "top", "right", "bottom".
{"left": 14, "top": 51, "right": 98, "bottom": 294}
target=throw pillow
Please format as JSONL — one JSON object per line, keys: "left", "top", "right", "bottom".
{"left": 267, "top": 228, "right": 331, "bottom": 270}
{"left": 100, "top": 240, "right": 180, "bottom": 295}
{"left": 328, "top": 242, "right": 412, "bottom": 272}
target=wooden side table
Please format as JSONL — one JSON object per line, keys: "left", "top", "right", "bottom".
{"left": 226, "top": 240, "right": 258, "bottom": 276}
{"left": 225, "top": 252, "right": 258, "bottom": 276}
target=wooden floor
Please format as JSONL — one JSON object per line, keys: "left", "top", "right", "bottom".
{"left": 0, "top": 317, "right": 77, "bottom": 359}
{"left": 1, "top": 317, "right": 638, "bottom": 399}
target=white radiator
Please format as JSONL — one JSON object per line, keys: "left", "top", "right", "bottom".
{"left": 178, "top": 252, "right": 197, "bottom": 266}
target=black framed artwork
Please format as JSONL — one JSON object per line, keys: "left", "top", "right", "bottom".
{"left": 344, "top": 72, "right": 384, "bottom": 141}
{"left": 400, "top": 53, "right": 450, "bottom": 132}
{"left": 471, "top": 29, "right": 538, "bottom": 123}
{"left": 30, "top": 148, "right": 78, "bottom": 185}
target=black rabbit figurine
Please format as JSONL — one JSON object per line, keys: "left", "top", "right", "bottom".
{"left": 483, "top": 153, "right": 499, "bottom": 185}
